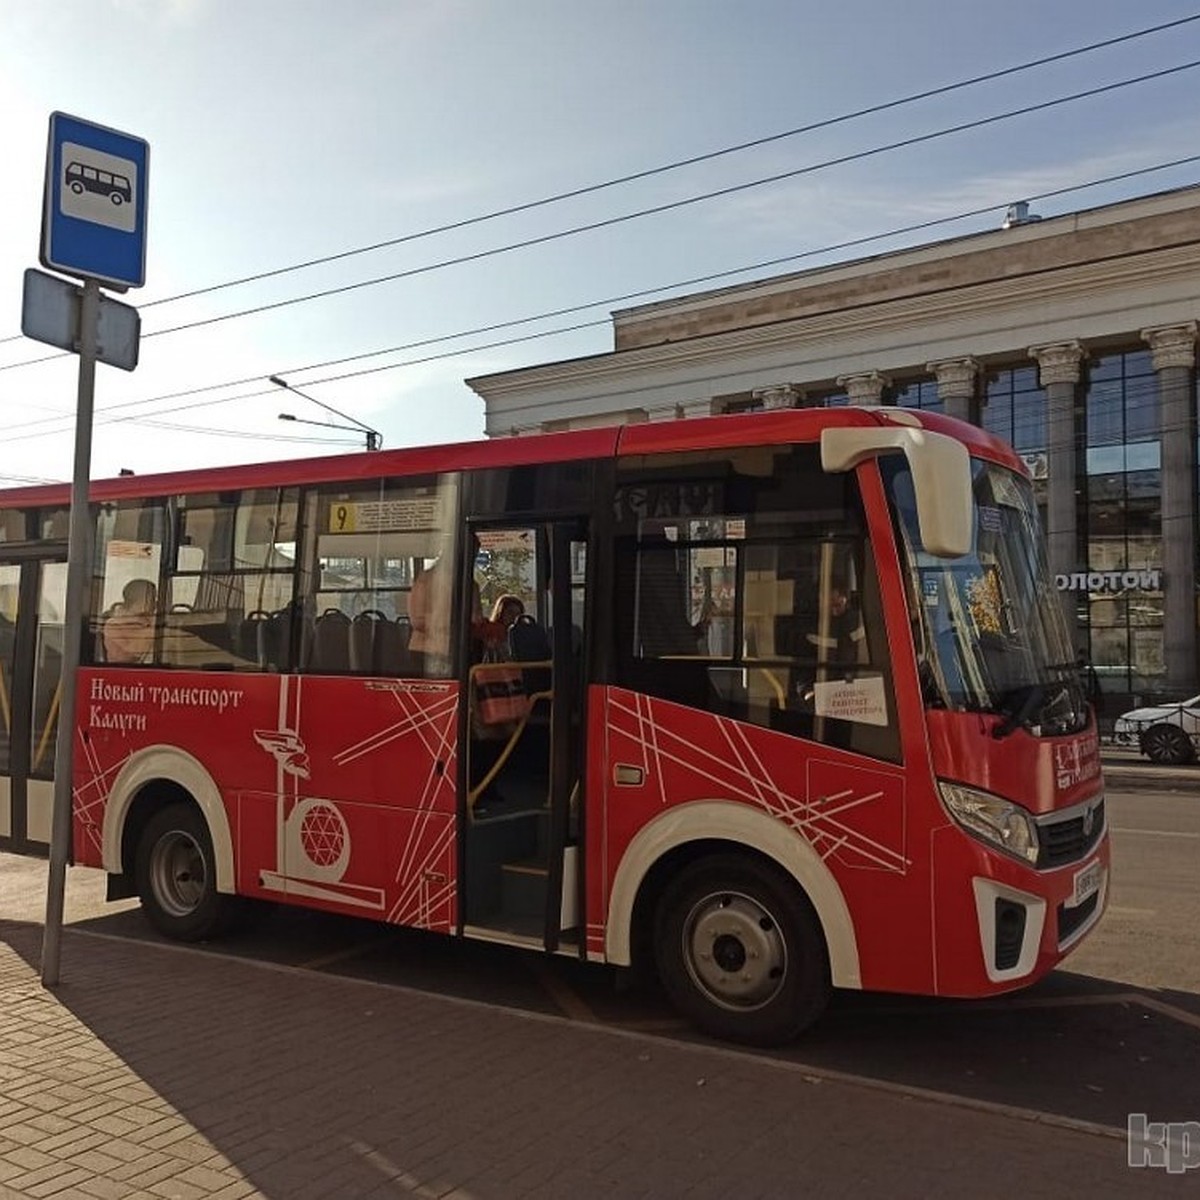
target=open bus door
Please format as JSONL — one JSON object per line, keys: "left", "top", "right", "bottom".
{"left": 460, "top": 518, "right": 588, "bottom": 951}
{"left": 0, "top": 549, "right": 68, "bottom": 855}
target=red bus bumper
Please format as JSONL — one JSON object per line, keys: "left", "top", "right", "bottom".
{"left": 926, "top": 823, "right": 1110, "bottom": 997}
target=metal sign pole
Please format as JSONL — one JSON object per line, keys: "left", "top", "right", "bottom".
{"left": 41, "top": 277, "right": 100, "bottom": 987}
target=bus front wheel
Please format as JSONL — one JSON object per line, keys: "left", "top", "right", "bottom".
{"left": 135, "top": 803, "right": 238, "bottom": 942}
{"left": 654, "top": 854, "right": 831, "bottom": 1046}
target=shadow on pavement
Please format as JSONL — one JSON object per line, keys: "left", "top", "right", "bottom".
{"left": 8, "top": 903, "right": 1198, "bottom": 1139}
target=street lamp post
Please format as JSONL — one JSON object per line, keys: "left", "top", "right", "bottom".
{"left": 269, "top": 375, "right": 381, "bottom": 451}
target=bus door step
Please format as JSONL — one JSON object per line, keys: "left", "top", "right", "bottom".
{"left": 500, "top": 858, "right": 548, "bottom": 917}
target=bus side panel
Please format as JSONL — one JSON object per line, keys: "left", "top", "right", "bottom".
{"left": 74, "top": 669, "right": 459, "bottom": 932}
{"left": 597, "top": 686, "right": 936, "bottom": 995}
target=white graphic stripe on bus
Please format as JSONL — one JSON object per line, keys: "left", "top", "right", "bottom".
{"left": 715, "top": 708, "right": 789, "bottom": 811}
{"left": 390, "top": 841, "right": 455, "bottom": 927}
{"left": 332, "top": 692, "right": 457, "bottom": 765}
{"left": 609, "top": 694, "right": 907, "bottom": 871}
{"left": 75, "top": 731, "right": 126, "bottom": 858}
{"left": 388, "top": 692, "right": 456, "bottom": 916}
{"left": 390, "top": 825, "right": 455, "bottom": 926}
{"left": 303, "top": 682, "right": 456, "bottom": 931}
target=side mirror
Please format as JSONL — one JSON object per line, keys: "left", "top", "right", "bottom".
{"left": 821, "top": 420, "right": 973, "bottom": 558}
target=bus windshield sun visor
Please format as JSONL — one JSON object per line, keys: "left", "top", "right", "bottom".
{"left": 820, "top": 425, "right": 972, "bottom": 558}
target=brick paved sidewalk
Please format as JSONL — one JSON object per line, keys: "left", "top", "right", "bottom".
{"left": 0, "top": 921, "right": 1175, "bottom": 1200}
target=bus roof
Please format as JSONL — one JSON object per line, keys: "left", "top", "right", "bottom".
{"left": 0, "top": 406, "right": 1023, "bottom": 509}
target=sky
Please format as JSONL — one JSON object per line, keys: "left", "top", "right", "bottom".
{"left": 2, "top": 0, "right": 1200, "bottom": 485}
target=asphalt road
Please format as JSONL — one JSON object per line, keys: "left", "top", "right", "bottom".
{"left": 2, "top": 781, "right": 1197, "bottom": 1142}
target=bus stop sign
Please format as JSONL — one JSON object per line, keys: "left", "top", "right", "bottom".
{"left": 40, "top": 112, "right": 149, "bottom": 292}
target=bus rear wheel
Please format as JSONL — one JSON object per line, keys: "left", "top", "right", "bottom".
{"left": 654, "top": 854, "right": 831, "bottom": 1046}
{"left": 135, "top": 803, "right": 238, "bottom": 942}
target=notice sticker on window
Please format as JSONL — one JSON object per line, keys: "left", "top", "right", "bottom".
{"left": 978, "top": 505, "right": 1004, "bottom": 533}
{"left": 812, "top": 676, "right": 889, "bottom": 726}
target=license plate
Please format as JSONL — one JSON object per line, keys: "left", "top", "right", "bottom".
{"left": 1071, "top": 859, "right": 1102, "bottom": 907}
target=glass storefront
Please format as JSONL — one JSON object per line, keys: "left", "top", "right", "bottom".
{"left": 983, "top": 366, "right": 1048, "bottom": 509}
{"left": 1079, "top": 350, "right": 1164, "bottom": 697}
{"left": 723, "top": 348, "right": 1194, "bottom": 704}
{"left": 851, "top": 351, "right": 1190, "bottom": 703}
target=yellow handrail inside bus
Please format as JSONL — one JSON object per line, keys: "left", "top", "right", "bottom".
{"left": 0, "top": 661, "right": 10, "bottom": 735}
{"left": 467, "top": 690, "right": 554, "bottom": 810}
{"left": 466, "top": 659, "right": 553, "bottom": 812}
{"left": 33, "top": 680, "right": 62, "bottom": 772}
{"left": 753, "top": 666, "right": 787, "bottom": 707}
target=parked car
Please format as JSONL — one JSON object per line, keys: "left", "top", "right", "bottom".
{"left": 1111, "top": 695, "right": 1200, "bottom": 765}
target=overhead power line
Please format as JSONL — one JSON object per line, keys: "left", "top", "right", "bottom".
{"left": 2, "top": 10, "right": 1198, "bottom": 365}
{"left": 2, "top": 153, "right": 1198, "bottom": 446}
{"left": 123, "top": 58, "right": 1200, "bottom": 340}
{"left": 1, "top": 8, "right": 1192, "bottom": 348}
{"left": 4, "top": 52, "right": 1198, "bottom": 384}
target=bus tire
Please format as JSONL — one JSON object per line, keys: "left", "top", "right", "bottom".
{"left": 654, "top": 853, "right": 831, "bottom": 1046}
{"left": 134, "top": 803, "right": 238, "bottom": 942}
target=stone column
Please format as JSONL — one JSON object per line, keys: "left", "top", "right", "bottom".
{"left": 1143, "top": 323, "right": 1198, "bottom": 696}
{"left": 927, "top": 357, "right": 981, "bottom": 423}
{"left": 752, "top": 383, "right": 802, "bottom": 410}
{"left": 1029, "top": 342, "right": 1084, "bottom": 595}
{"left": 836, "top": 371, "right": 890, "bottom": 407}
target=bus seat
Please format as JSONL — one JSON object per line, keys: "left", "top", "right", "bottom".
{"left": 240, "top": 610, "right": 271, "bottom": 666}
{"left": 261, "top": 607, "right": 294, "bottom": 670}
{"left": 509, "top": 613, "right": 550, "bottom": 662}
{"left": 351, "top": 610, "right": 393, "bottom": 674}
{"left": 509, "top": 613, "right": 552, "bottom": 694}
{"left": 313, "top": 608, "right": 352, "bottom": 672}
{"left": 394, "top": 615, "right": 416, "bottom": 675}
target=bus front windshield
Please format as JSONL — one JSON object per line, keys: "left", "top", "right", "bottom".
{"left": 884, "top": 457, "right": 1088, "bottom": 737}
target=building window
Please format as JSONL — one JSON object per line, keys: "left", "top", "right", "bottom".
{"left": 982, "top": 366, "right": 1048, "bottom": 511}
{"left": 1087, "top": 349, "right": 1158, "bottom": 454}
{"left": 983, "top": 366, "right": 1047, "bottom": 454}
{"left": 814, "top": 389, "right": 850, "bottom": 408}
{"left": 889, "top": 377, "right": 941, "bottom": 412}
{"left": 1080, "top": 349, "right": 1164, "bottom": 694}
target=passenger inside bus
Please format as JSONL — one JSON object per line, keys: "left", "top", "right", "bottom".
{"left": 408, "top": 548, "right": 495, "bottom": 675}
{"left": 490, "top": 594, "right": 525, "bottom": 630}
{"left": 102, "top": 579, "right": 158, "bottom": 664}
{"left": 805, "top": 575, "right": 867, "bottom": 669}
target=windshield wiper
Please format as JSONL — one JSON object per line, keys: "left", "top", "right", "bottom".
{"left": 991, "top": 684, "right": 1047, "bottom": 740}
{"left": 992, "top": 682, "right": 1083, "bottom": 739}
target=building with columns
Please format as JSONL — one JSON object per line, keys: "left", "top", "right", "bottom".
{"left": 467, "top": 185, "right": 1200, "bottom": 706}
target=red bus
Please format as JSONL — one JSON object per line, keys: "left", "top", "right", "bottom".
{"left": 0, "top": 406, "right": 1107, "bottom": 1044}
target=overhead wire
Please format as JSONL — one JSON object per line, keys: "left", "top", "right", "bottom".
{"left": 1, "top": 8, "right": 1194, "bottom": 348}
{"left": 3, "top": 53, "right": 1200, "bottom": 378}
{"left": 3, "top": 152, "right": 1196, "bottom": 446}
{"left": 1, "top": 54, "right": 1197, "bottom": 455}
{"left": 108, "top": 57, "right": 1200, "bottom": 342}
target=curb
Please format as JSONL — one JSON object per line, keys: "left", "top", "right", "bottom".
{"left": 1099, "top": 758, "right": 1197, "bottom": 792}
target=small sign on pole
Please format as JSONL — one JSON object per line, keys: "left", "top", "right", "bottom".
{"left": 35, "top": 112, "right": 148, "bottom": 989}
{"left": 22, "top": 268, "right": 141, "bottom": 371}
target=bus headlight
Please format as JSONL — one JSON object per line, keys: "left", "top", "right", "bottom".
{"left": 938, "top": 782, "right": 1039, "bottom": 865}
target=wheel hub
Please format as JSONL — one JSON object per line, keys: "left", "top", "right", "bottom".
{"left": 682, "top": 890, "right": 788, "bottom": 1011}
{"left": 150, "top": 831, "right": 206, "bottom": 918}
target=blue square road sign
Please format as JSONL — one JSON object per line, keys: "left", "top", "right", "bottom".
{"left": 40, "top": 112, "right": 149, "bottom": 292}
